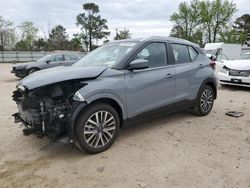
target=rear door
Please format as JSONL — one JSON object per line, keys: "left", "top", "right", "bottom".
{"left": 46, "top": 54, "right": 65, "bottom": 68}
{"left": 125, "top": 42, "right": 175, "bottom": 118}
{"left": 170, "top": 43, "right": 203, "bottom": 107}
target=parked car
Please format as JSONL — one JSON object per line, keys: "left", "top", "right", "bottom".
{"left": 11, "top": 52, "right": 82, "bottom": 78}
{"left": 12, "top": 37, "right": 217, "bottom": 154}
{"left": 204, "top": 42, "right": 241, "bottom": 60}
{"left": 217, "top": 52, "right": 250, "bottom": 87}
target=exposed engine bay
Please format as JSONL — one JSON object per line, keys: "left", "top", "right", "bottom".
{"left": 12, "top": 80, "right": 86, "bottom": 140}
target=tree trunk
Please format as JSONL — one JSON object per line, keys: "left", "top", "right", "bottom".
{"left": 89, "top": 33, "right": 92, "bottom": 51}
{"left": 0, "top": 34, "right": 4, "bottom": 51}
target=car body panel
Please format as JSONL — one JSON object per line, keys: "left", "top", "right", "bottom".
{"left": 124, "top": 66, "right": 175, "bottom": 118}
{"left": 76, "top": 68, "right": 127, "bottom": 119}
{"left": 18, "top": 66, "right": 107, "bottom": 90}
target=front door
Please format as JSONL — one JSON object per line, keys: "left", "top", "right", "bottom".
{"left": 125, "top": 42, "right": 175, "bottom": 118}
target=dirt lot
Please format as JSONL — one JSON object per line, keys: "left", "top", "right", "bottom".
{"left": 0, "top": 63, "right": 249, "bottom": 188}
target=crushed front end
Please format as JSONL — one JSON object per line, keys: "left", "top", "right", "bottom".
{"left": 12, "top": 81, "right": 86, "bottom": 140}
{"left": 11, "top": 66, "right": 27, "bottom": 78}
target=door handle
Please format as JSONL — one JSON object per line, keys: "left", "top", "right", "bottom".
{"left": 165, "top": 73, "right": 173, "bottom": 78}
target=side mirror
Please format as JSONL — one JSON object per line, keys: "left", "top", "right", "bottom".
{"left": 127, "top": 59, "right": 148, "bottom": 70}
{"left": 46, "top": 60, "right": 51, "bottom": 64}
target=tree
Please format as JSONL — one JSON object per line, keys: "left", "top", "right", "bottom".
{"left": 33, "top": 38, "right": 48, "bottom": 51}
{"left": 219, "top": 28, "right": 241, "bottom": 44}
{"left": 76, "top": 3, "right": 110, "bottom": 51}
{"left": 48, "top": 25, "right": 68, "bottom": 50}
{"left": 170, "top": 25, "right": 185, "bottom": 38}
{"left": 71, "top": 33, "right": 86, "bottom": 51}
{"left": 18, "top": 21, "right": 39, "bottom": 50}
{"left": 114, "top": 28, "right": 131, "bottom": 40}
{"left": 199, "top": 0, "right": 237, "bottom": 43}
{"left": 233, "top": 14, "right": 250, "bottom": 45}
{"left": 0, "top": 16, "right": 16, "bottom": 50}
{"left": 170, "top": 0, "right": 201, "bottom": 40}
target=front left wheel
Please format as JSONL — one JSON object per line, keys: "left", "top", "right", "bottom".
{"left": 75, "top": 103, "right": 120, "bottom": 154}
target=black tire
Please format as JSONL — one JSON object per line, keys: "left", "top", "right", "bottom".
{"left": 75, "top": 102, "right": 120, "bottom": 154}
{"left": 28, "top": 68, "right": 39, "bottom": 75}
{"left": 193, "top": 85, "right": 215, "bottom": 116}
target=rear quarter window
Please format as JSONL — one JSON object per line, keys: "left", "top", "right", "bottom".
{"left": 188, "top": 46, "right": 198, "bottom": 61}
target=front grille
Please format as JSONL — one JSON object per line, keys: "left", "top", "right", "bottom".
{"left": 229, "top": 70, "right": 250, "bottom": 77}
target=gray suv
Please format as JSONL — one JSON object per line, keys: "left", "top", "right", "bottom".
{"left": 13, "top": 37, "right": 217, "bottom": 154}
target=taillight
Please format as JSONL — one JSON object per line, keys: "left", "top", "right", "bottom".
{"left": 210, "top": 60, "right": 216, "bottom": 70}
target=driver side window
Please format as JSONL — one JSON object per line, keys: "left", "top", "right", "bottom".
{"left": 134, "top": 42, "right": 167, "bottom": 68}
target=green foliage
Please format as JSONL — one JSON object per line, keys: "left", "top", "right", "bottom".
{"left": 17, "top": 21, "right": 39, "bottom": 50}
{"left": 219, "top": 28, "right": 241, "bottom": 44}
{"left": 0, "top": 16, "right": 16, "bottom": 50}
{"left": 114, "top": 29, "right": 131, "bottom": 40}
{"left": 48, "top": 25, "right": 68, "bottom": 50}
{"left": 233, "top": 14, "right": 250, "bottom": 45}
{"left": 170, "top": 0, "right": 237, "bottom": 44}
{"left": 170, "top": 0, "right": 201, "bottom": 40}
{"left": 33, "top": 38, "right": 48, "bottom": 51}
{"left": 199, "top": 0, "right": 237, "bottom": 43}
{"left": 76, "top": 3, "right": 110, "bottom": 51}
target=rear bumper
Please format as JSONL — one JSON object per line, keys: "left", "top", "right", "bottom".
{"left": 218, "top": 72, "right": 250, "bottom": 87}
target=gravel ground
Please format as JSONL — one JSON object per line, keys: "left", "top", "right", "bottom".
{"left": 0, "top": 63, "right": 249, "bottom": 188}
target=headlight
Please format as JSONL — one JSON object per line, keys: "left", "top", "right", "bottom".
{"left": 219, "top": 66, "right": 228, "bottom": 74}
{"left": 17, "top": 84, "right": 26, "bottom": 92}
{"left": 73, "top": 91, "right": 85, "bottom": 101}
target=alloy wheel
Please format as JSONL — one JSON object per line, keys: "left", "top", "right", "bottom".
{"left": 200, "top": 89, "right": 214, "bottom": 113}
{"left": 83, "top": 110, "right": 116, "bottom": 148}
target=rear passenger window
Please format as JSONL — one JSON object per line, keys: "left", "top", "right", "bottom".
{"left": 188, "top": 46, "right": 198, "bottom": 61}
{"left": 65, "top": 54, "right": 77, "bottom": 61}
{"left": 171, "top": 44, "right": 190, "bottom": 64}
{"left": 134, "top": 42, "right": 167, "bottom": 68}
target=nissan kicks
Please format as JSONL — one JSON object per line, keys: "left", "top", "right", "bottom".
{"left": 12, "top": 36, "right": 217, "bottom": 154}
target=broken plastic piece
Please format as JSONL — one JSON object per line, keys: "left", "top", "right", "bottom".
{"left": 225, "top": 111, "right": 244, "bottom": 118}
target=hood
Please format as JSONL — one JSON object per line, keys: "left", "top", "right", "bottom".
{"left": 223, "top": 59, "right": 250, "bottom": 70}
{"left": 13, "top": 62, "right": 35, "bottom": 68}
{"left": 18, "top": 66, "right": 107, "bottom": 90}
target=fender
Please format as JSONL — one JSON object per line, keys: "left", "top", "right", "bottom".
{"left": 197, "top": 77, "right": 218, "bottom": 99}
{"left": 85, "top": 92, "right": 127, "bottom": 119}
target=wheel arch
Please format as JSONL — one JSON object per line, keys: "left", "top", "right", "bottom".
{"left": 28, "top": 67, "right": 40, "bottom": 74}
{"left": 199, "top": 77, "right": 217, "bottom": 99}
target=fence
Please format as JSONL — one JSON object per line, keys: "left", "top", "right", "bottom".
{"left": 0, "top": 51, "right": 82, "bottom": 63}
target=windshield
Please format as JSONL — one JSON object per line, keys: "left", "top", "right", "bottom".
{"left": 240, "top": 53, "right": 250, "bottom": 60}
{"left": 73, "top": 42, "right": 137, "bottom": 67}
{"left": 37, "top": 54, "right": 54, "bottom": 62}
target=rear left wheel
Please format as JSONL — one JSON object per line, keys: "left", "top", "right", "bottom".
{"left": 75, "top": 103, "right": 120, "bottom": 154}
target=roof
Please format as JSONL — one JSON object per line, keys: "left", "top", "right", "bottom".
{"left": 109, "top": 36, "right": 198, "bottom": 47}
{"left": 204, "top": 43, "right": 224, "bottom": 50}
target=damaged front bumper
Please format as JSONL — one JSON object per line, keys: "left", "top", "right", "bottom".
{"left": 11, "top": 67, "right": 27, "bottom": 78}
{"left": 12, "top": 87, "right": 87, "bottom": 141}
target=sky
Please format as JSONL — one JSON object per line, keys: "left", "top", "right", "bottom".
{"left": 1, "top": 0, "right": 250, "bottom": 41}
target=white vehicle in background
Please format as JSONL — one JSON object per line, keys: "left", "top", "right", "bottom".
{"left": 204, "top": 43, "right": 241, "bottom": 60}
{"left": 204, "top": 43, "right": 242, "bottom": 74}
{"left": 217, "top": 52, "right": 250, "bottom": 87}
